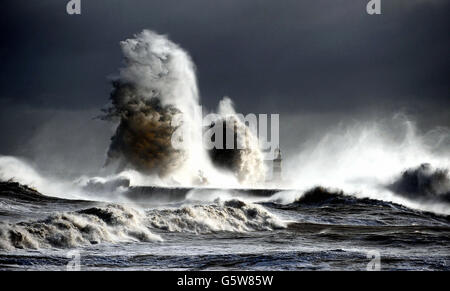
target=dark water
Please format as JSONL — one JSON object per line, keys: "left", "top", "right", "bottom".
{"left": 0, "top": 182, "right": 449, "bottom": 271}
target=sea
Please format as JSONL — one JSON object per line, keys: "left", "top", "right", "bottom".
{"left": 0, "top": 178, "right": 449, "bottom": 271}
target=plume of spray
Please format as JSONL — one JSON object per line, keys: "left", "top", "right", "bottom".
{"left": 206, "top": 98, "right": 266, "bottom": 185}
{"left": 280, "top": 114, "right": 450, "bottom": 214}
{"left": 101, "top": 30, "right": 265, "bottom": 187}
{"left": 0, "top": 30, "right": 267, "bottom": 195}
{"left": 101, "top": 30, "right": 207, "bottom": 185}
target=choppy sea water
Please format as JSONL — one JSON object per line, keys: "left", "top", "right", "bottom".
{"left": 0, "top": 181, "right": 449, "bottom": 271}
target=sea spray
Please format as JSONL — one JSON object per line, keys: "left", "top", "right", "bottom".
{"left": 101, "top": 30, "right": 266, "bottom": 186}
{"left": 281, "top": 114, "right": 450, "bottom": 214}
{"left": 101, "top": 30, "right": 202, "bottom": 179}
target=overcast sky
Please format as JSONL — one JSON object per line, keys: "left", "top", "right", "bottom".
{"left": 0, "top": 0, "right": 448, "bottom": 174}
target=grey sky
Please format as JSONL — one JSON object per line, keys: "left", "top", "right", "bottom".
{"left": 0, "top": 0, "right": 448, "bottom": 174}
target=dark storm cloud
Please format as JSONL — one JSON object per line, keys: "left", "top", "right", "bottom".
{"left": 0, "top": 0, "right": 449, "bottom": 156}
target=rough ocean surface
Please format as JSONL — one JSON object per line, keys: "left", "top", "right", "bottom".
{"left": 0, "top": 179, "right": 449, "bottom": 271}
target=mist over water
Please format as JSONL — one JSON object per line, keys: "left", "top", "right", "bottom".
{"left": 1, "top": 113, "right": 448, "bottom": 215}
{"left": 281, "top": 115, "right": 450, "bottom": 214}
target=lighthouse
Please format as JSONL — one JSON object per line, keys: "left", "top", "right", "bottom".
{"left": 272, "top": 148, "right": 282, "bottom": 182}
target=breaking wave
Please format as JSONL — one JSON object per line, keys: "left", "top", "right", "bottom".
{"left": 268, "top": 176, "right": 450, "bottom": 216}
{"left": 145, "top": 199, "right": 286, "bottom": 233}
{"left": 268, "top": 186, "right": 391, "bottom": 208}
{"left": 0, "top": 204, "right": 162, "bottom": 250}
{"left": 292, "top": 187, "right": 352, "bottom": 206}
{"left": 0, "top": 180, "right": 56, "bottom": 203}
{"left": 388, "top": 164, "right": 450, "bottom": 203}
{"left": 0, "top": 181, "right": 287, "bottom": 250}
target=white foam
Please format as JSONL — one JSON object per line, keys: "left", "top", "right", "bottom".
{"left": 145, "top": 199, "right": 286, "bottom": 233}
{"left": 0, "top": 204, "right": 162, "bottom": 250}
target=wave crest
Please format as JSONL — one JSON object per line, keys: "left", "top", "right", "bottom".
{"left": 388, "top": 164, "right": 450, "bottom": 202}
{"left": 145, "top": 199, "right": 286, "bottom": 233}
{"left": 0, "top": 204, "right": 162, "bottom": 250}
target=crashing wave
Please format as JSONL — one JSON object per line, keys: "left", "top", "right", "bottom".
{"left": 285, "top": 187, "right": 382, "bottom": 207}
{"left": 0, "top": 204, "right": 162, "bottom": 250}
{"left": 293, "top": 187, "right": 348, "bottom": 205}
{"left": 145, "top": 199, "right": 286, "bottom": 233}
{"left": 0, "top": 181, "right": 53, "bottom": 202}
{"left": 388, "top": 164, "right": 450, "bottom": 203}
{"left": 100, "top": 31, "right": 266, "bottom": 186}
{"left": 206, "top": 98, "right": 266, "bottom": 185}
{"left": 270, "top": 187, "right": 396, "bottom": 209}
{"left": 101, "top": 30, "right": 199, "bottom": 177}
